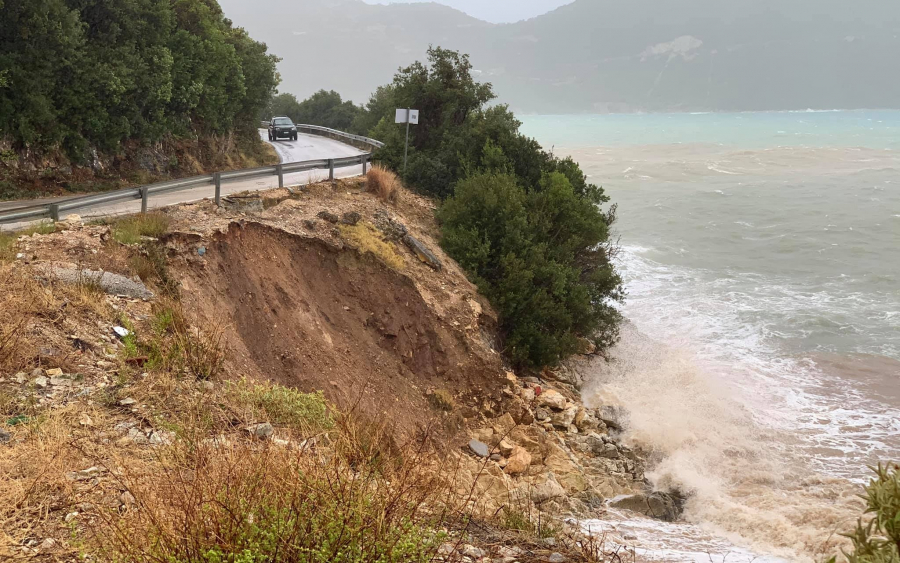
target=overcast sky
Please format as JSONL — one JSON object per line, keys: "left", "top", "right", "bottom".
{"left": 362, "top": 0, "right": 572, "bottom": 23}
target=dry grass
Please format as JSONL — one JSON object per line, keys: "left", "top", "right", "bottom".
{"left": 339, "top": 222, "right": 406, "bottom": 270}
{"left": 0, "top": 221, "right": 56, "bottom": 261}
{"left": 134, "top": 300, "right": 227, "bottom": 381}
{"left": 256, "top": 141, "right": 280, "bottom": 166}
{"left": 89, "top": 415, "right": 455, "bottom": 563}
{"left": 365, "top": 164, "right": 401, "bottom": 204}
{"left": 0, "top": 265, "right": 58, "bottom": 372}
{"left": 64, "top": 269, "right": 113, "bottom": 319}
{"left": 0, "top": 403, "right": 121, "bottom": 550}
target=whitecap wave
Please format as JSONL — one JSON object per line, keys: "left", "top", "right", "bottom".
{"left": 578, "top": 247, "right": 900, "bottom": 560}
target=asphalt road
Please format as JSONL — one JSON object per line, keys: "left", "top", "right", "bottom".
{"left": 0, "top": 130, "right": 367, "bottom": 228}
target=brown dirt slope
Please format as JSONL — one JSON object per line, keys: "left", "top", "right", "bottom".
{"left": 182, "top": 221, "right": 504, "bottom": 435}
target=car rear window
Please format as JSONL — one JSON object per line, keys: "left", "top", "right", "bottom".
{"left": 274, "top": 118, "right": 293, "bottom": 126}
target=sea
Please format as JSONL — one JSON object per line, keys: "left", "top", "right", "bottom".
{"left": 519, "top": 110, "right": 900, "bottom": 562}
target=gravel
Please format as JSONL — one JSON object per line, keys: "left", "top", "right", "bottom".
{"left": 46, "top": 267, "right": 154, "bottom": 300}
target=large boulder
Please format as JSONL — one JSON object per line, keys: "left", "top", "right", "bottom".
{"left": 543, "top": 365, "right": 584, "bottom": 388}
{"left": 597, "top": 405, "right": 627, "bottom": 431}
{"left": 491, "top": 412, "right": 517, "bottom": 436}
{"left": 537, "top": 389, "right": 567, "bottom": 411}
{"left": 551, "top": 405, "right": 579, "bottom": 429}
{"left": 543, "top": 443, "right": 588, "bottom": 493}
{"left": 509, "top": 425, "right": 552, "bottom": 462}
{"left": 531, "top": 474, "right": 567, "bottom": 504}
{"left": 576, "top": 409, "right": 605, "bottom": 433}
{"left": 457, "top": 457, "right": 513, "bottom": 512}
{"left": 505, "top": 396, "right": 534, "bottom": 425}
{"left": 504, "top": 446, "right": 533, "bottom": 475}
{"left": 609, "top": 493, "right": 682, "bottom": 522}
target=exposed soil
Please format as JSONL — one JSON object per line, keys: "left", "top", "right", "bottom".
{"left": 176, "top": 221, "right": 504, "bottom": 441}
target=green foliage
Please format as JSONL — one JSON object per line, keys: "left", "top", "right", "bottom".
{"left": 0, "top": 233, "right": 14, "bottom": 261}
{"left": 187, "top": 506, "right": 437, "bottom": 563}
{"left": 125, "top": 301, "right": 225, "bottom": 380}
{"left": 109, "top": 213, "right": 171, "bottom": 245}
{"left": 0, "top": 0, "right": 279, "bottom": 158}
{"left": 438, "top": 171, "right": 622, "bottom": 367}
{"left": 829, "top": 464, "right": 900, "bottom": 563}
{"left": 354, "top": 46, "right": 622, "bottom": 366}
{"left": 117, "top": 316, "right": 141, "bottom": 360}
{"left": 265, "top": 90, "right": 363, "bottom": 133}
{"left": 227, "top": 381, "right": 333, "bottom": 431}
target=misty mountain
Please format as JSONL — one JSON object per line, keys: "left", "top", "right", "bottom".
{"left": 219, "top": 0, "right": 900, "bottom": 113}
{"left": 363, "top": 0, "right": 572, "bottom": 24}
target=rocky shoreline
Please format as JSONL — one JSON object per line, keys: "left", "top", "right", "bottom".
{"left": 454, "top": 360, "right": 683, "bottom": 525}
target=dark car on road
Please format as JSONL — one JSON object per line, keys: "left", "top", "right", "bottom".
{"left": 268, "top": 117, "right": 298, "bottom": 141}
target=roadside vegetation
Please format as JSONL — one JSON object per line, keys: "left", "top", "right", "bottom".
{"left": 350, "top": 47, "right": 623, "bottom": 368}
{"left": 0, "top": 0, "right": 280, "bottom": 200}
{"left": 0, "top": 0, "right": 279, "bottom": 158}
{"left": 365, "top": 164, "right": 401, "bottom": 204}
{"left": 0, "top": 221, "right": 56, "bottom": 261}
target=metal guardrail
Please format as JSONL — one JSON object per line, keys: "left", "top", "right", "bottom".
{"left": 0, "top": 125, "right": 381, "bottom": 226}
{"left": 262, "top": 122, "right": 384, "bottom": 151}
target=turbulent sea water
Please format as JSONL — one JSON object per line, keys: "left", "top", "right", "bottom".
{"left": 520, "top": 111, "right": 900, "bottom": 562}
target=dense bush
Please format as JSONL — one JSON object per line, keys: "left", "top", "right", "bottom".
{"left": 829, "top": 464, "right": 900, "bottom": 563}
{"left": 359, "top": 47, "right": 623, "bottom": 367}
{"left": 0, "top": 0, "right": 279, "bottom": 159}
{"left": 265, "top": 90, "right": 363, "bottom": 133}
{"left": 438, "top": 171, "right": 622, "bottom": 367}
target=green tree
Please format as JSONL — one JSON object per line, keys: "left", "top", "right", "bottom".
{"left": 265, "top": 90, "right": 363, "bottom": 132}
{"left": 829, "top": 464, "right": 900, "bottom": 563}
{"left": 365, "top": 47, "right": 494, "bottom": 198}
{"left": 359, "top": 47, "right": 623, "bottom": 366}
{"left": 0, "top": 0, "right": 85, "bottom": 149}
{"left": 0, "top": 0, "right": 279, "bottom": 159}
{"left": 265, "top": 93, "right": 302, "bottom": 121}
{"left": 438, "top": 169, "right": 622, "bottom": 368}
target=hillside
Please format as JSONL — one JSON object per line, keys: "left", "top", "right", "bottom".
{"left": 220, "top": 0, "right": 900, "bottom": 112}
{"left": 0, "top": 0, "right": 280, "bottom": 200}
{"left": 0, "top": 177, "right": 672, "bottom": 561}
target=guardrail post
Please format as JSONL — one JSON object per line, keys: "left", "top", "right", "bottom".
{"left": 214, "top": 173, "right": 222, "bottom": 206}
{"left": 362, "top": 155, "right": 368, "bottom": 175}
{"left": 49, "top": 204, "right": 59, "bottom": 222}
{"left": 328, "top": 159, "right": 335, "bottom": 185}
{"left": 277, "top": 164, "right": 284, "bottom": 189}
{"left": 140, "top": 187, "right": 149, "bottom": 214}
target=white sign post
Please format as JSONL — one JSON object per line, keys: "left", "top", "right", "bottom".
{"left": 395, "top": 109, "right": 419, "bottom": 172}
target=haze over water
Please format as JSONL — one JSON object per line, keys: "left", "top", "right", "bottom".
{"left": 520, "top": 111, "right": 900, "bottom": 561}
